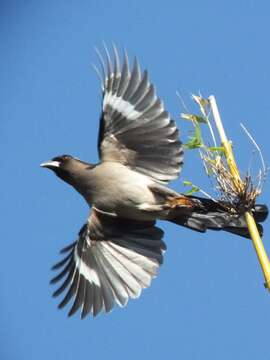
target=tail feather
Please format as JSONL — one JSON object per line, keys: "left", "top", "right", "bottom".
{"left": 223, "top": 224, "right": 264, "bottom": 239}
{"left": 168, "top": 195, "right": 268, "bottom": 239}
{"left": 252, "top": 204, "right": 268, "bottom": 223}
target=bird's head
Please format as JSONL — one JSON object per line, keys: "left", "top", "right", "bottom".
{"left": 40, "top": 155, "right": 94, "bottom": 187}
{"left": 41, "top": 154, "right": 74, "bottom": 173}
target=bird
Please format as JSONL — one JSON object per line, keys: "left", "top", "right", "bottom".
{"left": 41, "top": 45, "right": 268, "bottom": 318}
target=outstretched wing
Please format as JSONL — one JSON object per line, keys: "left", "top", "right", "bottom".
{"left": 51, "top": 208, "right": 165, "bottom": 318}
{"left": 96, "top": 45, "right": 184, "bottom": 184}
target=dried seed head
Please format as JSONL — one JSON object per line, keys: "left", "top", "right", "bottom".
{"left": 202, "top": 151, "right": 263, "bottom": 214}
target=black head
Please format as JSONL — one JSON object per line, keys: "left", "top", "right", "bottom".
{"left": 40, "top": 154, "right": 74, "bottom": 171}
{"left": 41, "top": 153, "right": 96, "bottom": 190}
{"left": 41, "top": 154, "right": 92, "bottom": 185}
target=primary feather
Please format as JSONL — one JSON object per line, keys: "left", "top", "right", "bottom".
{"left": 97, "top": 45, "right": 184, "bottom": 184}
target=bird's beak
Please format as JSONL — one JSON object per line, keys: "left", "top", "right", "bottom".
{"left": 40, "top": 161, "right": 60, "bottom": 169}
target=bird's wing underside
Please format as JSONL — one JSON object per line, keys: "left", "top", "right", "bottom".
{"left": 51, "top": 208, "right": 165, "bottom": 318}
{"left": 96, "top": 45, "right": 184, "bottom": 184}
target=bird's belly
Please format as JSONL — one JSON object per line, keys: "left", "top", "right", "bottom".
{"left": 89, "top": 162, "right": 159, "bottom": 220}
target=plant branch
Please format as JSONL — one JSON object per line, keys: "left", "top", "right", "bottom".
{"left": 208, "top": 95, "right": 270, "bottom": 290}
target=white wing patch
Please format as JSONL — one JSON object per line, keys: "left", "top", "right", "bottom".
{"left": 51, "top": 209, "right": 166, "bottom": 318}
{"left": 74, "top": 246, "right": 101, "bottom": 286}
{"left": 104, "top": 92, "right": 141, "bottom": 120}
{"left": 97, "top": 45, "right": 184, "bottom": 184}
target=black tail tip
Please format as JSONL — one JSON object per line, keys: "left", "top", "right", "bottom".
{"left": 224, "top": 223, "right": 264, "bottom": 239}
{"left": 253, "top": 204, "right": 268, "bottom": 223}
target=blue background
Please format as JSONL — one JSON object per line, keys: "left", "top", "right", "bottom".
{"left": 1, "top": 1, "right": 270, "bottom": 359}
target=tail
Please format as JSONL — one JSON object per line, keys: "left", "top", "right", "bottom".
{"left": 168, "top": 195, "right": 268, "bottom": 239}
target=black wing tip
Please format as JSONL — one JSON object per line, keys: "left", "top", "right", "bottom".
{"left": 60, "top": 242, "right": 76, "bottom": 254}
{"left": 80, "top": 311, "right": 89, "bottom": 320}
{"left": 51, "top": 263, "right": 60, "bottom": 271}
{"left": 58, "top": 301, "right": 67, "bottom": 310}
{"left": 50, "top": 277, "right": 59, "bottom": 285}
{"left": 51, "top": 253, "right": 73, "bottom": 271}
{"left": 67, "top": 306, "right": 79, "bottom": 317}
{"left": 52, "top": 289, "right": 62, "bottom": 298}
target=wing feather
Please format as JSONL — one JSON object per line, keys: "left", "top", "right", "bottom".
{"left": 51, "top": 209, "right": 165, "bottom": 318}
{"left": 96, "top": 45, "right": 184, "bottom": 184}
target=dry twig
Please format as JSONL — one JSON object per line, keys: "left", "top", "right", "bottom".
{"left": 181, "top": 94, "right": 270, "bottom": 290}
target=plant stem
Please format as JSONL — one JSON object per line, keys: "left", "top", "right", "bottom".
{"left": 208, "top": 95, "right": 270, "bottom": 290}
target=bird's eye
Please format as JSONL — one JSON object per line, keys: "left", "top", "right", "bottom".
{"left": 52, "top": 154, "right": 71, "bottom": 162}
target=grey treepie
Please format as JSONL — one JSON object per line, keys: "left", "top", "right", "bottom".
{"left": 41, "top": 46, "right": 268, "bottom": 318}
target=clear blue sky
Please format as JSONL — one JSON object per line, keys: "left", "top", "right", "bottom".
{"left": 1, "top": 1, "right": 270, "bottom": 359}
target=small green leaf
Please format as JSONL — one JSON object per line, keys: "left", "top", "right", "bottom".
{"left": 194, "top": 115, "right": 208, "bottom": 124}
{"left": 183, "top": 180, "right": 193, "bottom": 186}
{"left": 181, "top": 113, "right": 207, "bottom": 124}
{"left": 181, "top": 113, "right": 197, "bottom": 121}
{"left": 185, "top": 140, "right": 202, "bottom": 150}
{"left": 182, "top": 180, "right": 200, "bottom": 195}
{"left": 185, "top": 122, "right": 203, "bottom": 149}
{"left": 192, "top": 95, "right": 209, "bottom": 108}
{"left": 207, "top": 146, "right": 225, "bottom": 152}
{"left": 192, "top": 95, "right": 210, "bottom": 117}
{"left": 185, "top": 186, "right": 200, "bottom": 196}
{"left": 194, "top": 122, "right": 202, "bottom": 139}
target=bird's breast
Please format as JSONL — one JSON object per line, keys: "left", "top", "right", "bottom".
{"left": 84, "top": 162, "right": 158, "bottom": 220}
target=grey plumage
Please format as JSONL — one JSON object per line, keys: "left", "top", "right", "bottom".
{"left": 41, "top": 45, "right": 268, "bottom": 319}
{"left": 98, "top": 46, "right": 183, "bottom": 183}
{"left": 51, "top": 209, "right": 165, "bottom": 317}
